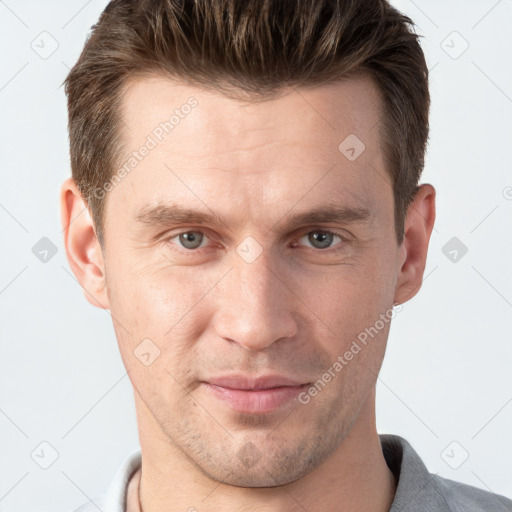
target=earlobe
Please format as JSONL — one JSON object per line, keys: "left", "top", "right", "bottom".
{"left": 393, "top": 184, "right": 436, "bottom": 305}
{"left": 60, "top": 177, "right": 110, "bottom": 310}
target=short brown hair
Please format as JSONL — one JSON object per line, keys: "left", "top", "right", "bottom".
{"left": 64, "top": 0, "right": 430, "bottom": 246}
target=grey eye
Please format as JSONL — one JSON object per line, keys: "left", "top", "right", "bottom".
{"left": 177, "top": 231, "right": 205, "bottom": 250}
{"left": 301, "top": 231, "right": 341, "bottom": 250}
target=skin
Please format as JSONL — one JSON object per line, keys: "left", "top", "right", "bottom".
{"left": 61, "top": 73, "right": 435, "bottom": 512}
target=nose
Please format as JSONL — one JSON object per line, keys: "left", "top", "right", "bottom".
{"left": 212, "top": 249, "right": 298, "bottom": 351}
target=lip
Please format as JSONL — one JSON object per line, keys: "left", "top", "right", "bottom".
{"left": 206, "top": 374, "right": 305, "bottom": 390}
{"left": 201, "top": 375, "right": 309, "bottom": 414}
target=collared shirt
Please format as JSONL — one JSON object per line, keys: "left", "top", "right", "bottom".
{"left": 72, "top": 434, "right": 512, "bottom": 512}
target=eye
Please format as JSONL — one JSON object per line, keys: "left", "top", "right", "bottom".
{"left": 165, "top": 228, "right": 347, "bottom": 253}
{"left": 168, "top": 230, "right": 209, "bottom": 250}
{"left": 296, "top": 230, "right": 344, "bottom": 250}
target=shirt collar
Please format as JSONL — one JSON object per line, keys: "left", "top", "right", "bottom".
{"left": 106, "top": 435, "right": 449, "bottom": 512}
{"left": 381, "top": 434, "right": 449, "bottom": 511}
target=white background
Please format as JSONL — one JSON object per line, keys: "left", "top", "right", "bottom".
{"left": 0, "top": 1, "right": 511, "bottom": 511}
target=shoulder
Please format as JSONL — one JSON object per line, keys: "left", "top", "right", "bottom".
{"left": 71, "top": 496, "right": 108, "bottom": 512}
{"left": 69, "top": 450, "right": 141, "bottom": 512}
{"left": 431, "top": 473, "right": 512, "bottom": 512}
{"left": 380, "top": 434, "right": 511, "bottom": 512}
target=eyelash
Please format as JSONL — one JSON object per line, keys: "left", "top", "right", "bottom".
{"left": 164, "top": 228, "right": 349, "bottom": 254}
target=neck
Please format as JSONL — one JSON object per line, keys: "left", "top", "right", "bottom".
{"left": 133, "top": 388, "right": 396, "bottom": 512}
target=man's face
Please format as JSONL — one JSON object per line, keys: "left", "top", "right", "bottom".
{"left": 101, "top": 74, "right": 401, "bottom": 486}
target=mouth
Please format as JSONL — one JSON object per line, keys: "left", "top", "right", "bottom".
{"left": 201, "top": 375, "right": 310, "bottom": 414}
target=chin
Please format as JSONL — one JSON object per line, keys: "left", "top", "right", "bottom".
{"left": 206, "top": 461, "right": 309, "bottom": 488}
{"left": 192, "top": 433, "right": 331, "bottom": 488}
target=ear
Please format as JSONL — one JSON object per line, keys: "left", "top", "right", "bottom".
{"left": 60, "top": 177, "right": 110, "bottom": 310}
{"left": 393, "top": 184, "right": 436, "bottom": 305}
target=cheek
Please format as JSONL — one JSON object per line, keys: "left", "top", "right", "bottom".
{"left": 105, "top": 260, "right": 218, "bottom": 369}
{"left": 107, "top": 255, "right": 196, "bottom": 325}
{"left": 307, "top": 257, "right": 395, "bottom": 332}
{"left": 105, "top": 266, "right": 200, "bottom": 402}
{"left": 297, "top": 255, "right": 396, "bottom": 394}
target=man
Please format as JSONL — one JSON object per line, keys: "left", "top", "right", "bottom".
{"left": 60, "top": 1, "right": 511, "bottom": 511}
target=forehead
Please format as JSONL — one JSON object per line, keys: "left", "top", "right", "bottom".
{"left": 109, "top": 73, "right": 391, "bottom": 230}
{"left": 119, "top": 73, "right": 384, "bottom": 151}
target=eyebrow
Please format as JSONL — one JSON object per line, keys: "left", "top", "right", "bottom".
{"left": 135, "top": 201, "right": 373, "bottom": 232}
